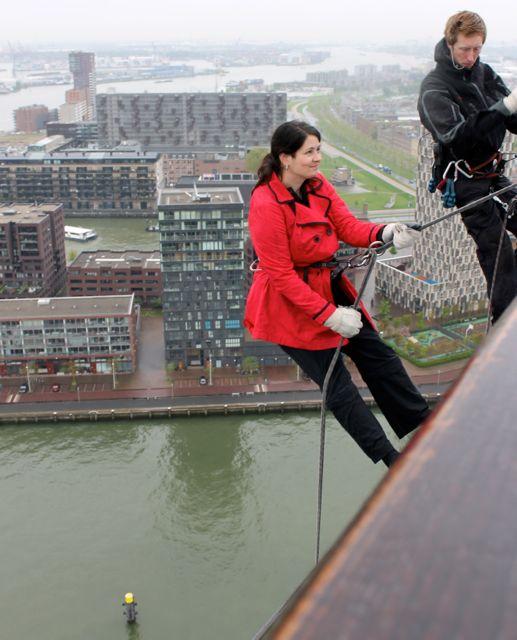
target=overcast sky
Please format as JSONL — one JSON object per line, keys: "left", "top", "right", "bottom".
{"left": 1, "top": 0, "right": 516, "bottom": 46}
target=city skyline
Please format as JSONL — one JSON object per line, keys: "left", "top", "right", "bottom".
{"left": 1, "top": 0, "right": 517, "bottom": 46}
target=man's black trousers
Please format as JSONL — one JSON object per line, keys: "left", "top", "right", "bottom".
{"left": 281, "top": 323, "right": 430, "bottom": 463}
{"left": 456, "top": 174, "right": 517, "bottom": 323}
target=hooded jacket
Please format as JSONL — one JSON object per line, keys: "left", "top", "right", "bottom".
{"left": 418, "top": 38, "right": 517, "bottom": 168}
{"left": 243, "top": 172, "right": 384, "bottom": 350}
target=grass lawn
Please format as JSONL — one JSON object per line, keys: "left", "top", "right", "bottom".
{"left": 445, "top": 318, "right": 488, "bottom": 340}
{"left": 307, "top": 94, "right": 417, "bottom": 181}
{"left": 319, "top": 154, "right": 415, "bottom": 211}
{"left": 384, "top": 328, "right": 473, "bottom": 367}
{"left": 0, "top": 131, "right": 43, "bottom": 145}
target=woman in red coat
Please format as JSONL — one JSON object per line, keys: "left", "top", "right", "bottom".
{"left": 244, "top": 121, "right": 430, "bottom": 466}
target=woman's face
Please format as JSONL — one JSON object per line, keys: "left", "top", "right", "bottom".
{"left": 281, "top": 134, "right": 322, "bottom": 182}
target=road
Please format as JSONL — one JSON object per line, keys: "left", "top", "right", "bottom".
{"left": 0, "top": 384, "right": 449, "bottom": 416}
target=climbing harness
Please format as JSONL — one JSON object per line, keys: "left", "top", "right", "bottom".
{"left": 428, "top": 151, "right": 515, "bottom": 209}
{"left": 314, "top": 180, "right": 516, "bottom": 565}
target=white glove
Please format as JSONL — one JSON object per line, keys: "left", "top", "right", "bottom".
{"left": 382, "top": 223, "right": 420, "bottom": 250}
{"left": 503, "top": 88, "right": 517, "bottom": 114}
{"left": 324, "top": 306, "right": 362, "bottom": 338}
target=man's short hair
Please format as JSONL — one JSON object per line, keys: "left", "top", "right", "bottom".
{"left": 444, "top": 11, "right": 487, "bottom": 45}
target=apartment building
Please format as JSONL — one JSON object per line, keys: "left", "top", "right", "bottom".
{"left": 162, "top": 150, "right": 248, "bottom": 186}
{"left": 46, "top": 120, "right": 98, "bottom": 146}
{"left": 158, "top": 186, "right": 245, "bottom": 367}
{"left": 68, "top": 51, "right": 96, "bottom": 120}
{"left": 14, "top": 105, "right": 51, "bottom": 133}
{"left": 0, "top": 294, "right": 137, "bottom": 376}
{"left": 96, "top": 92, "right": 287, "bottom": 150}
{"left": 0, "top": 151, "right": 164, "bottom": 216}
{"left": 0, "top": 203, "right": 66, "bottom": 298}
{"left": 67, "top": 250, "right": 162, "bottom": 304}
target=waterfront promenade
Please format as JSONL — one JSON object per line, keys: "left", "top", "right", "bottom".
{"left": 0, "top": 314, "right": 467, "bottom": 418}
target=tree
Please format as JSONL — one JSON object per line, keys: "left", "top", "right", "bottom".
{"left": 165, "top": 362, "right": 176, "bottom": 381}
{"left": 379, "top": 298, "right": 391, "bottom": 322}
{"left": 67, "top": 249, "right": 78, "bottom": 264}
{"left": 416, "top": 312, "right": 426, "bottom": 330}
{"left": 245, "top": 147, "right": 268, "bottom": 173}
{"left": 242, "top": 356, "right": 259, "bottom": 374}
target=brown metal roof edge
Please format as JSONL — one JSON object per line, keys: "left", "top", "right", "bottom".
{"left": 255, "top": 299, "right": 517, "bottom": 640}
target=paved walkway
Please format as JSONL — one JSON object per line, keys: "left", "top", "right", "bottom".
{"left": 117, "top": 315, "right": 168, "bottom": 390}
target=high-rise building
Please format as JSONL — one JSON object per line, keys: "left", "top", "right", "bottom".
{"left": 375, "top": 131, "right": 510, "bottom": 317}
{"left": 0, "top": 151, "right": 164, "bottom": 216}
{"left": 0, "top": 203, "right": 66, "bottom": 298}
{"left": 68, "top": 51, "right": 96, "bottom": 120}
{"left": 14, "top": 105, "right": 51, "bottom": 132}
{"left": 158, "top": 186, "right": 245, "bottom": 367}
{"left": 96, "top": 92, "right": 287, "bottom": 150}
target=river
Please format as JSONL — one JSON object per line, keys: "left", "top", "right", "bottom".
{"left": 0, "top": 46, "right": 427, "bottom": 132}
{"left": 0, "top": 411, "right": 389, "bottom": 639}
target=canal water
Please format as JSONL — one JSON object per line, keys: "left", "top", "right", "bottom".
{"left": 0, "top": 412, "right": 390, "bottom": 639}
{"left": 64, "top": 217, "right": 159, "bottom": 257}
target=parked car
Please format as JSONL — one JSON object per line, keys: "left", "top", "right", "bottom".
{"left": 19, "top": 383, "right": 28, "bottom": 393}
{"left": 51, "top": 384, "right": 60, "bottom": 392}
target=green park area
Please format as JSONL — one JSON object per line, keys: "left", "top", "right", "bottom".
{"left": 319, "top": 154, "right": 415, "bottom": 211}
{"left": 384, "top": 328, "right": 474, "bottom": 367}
{"left": 377, "top": 299, "right": 487, "bottom": 367}
{"left": 306, "top": 94, "right": 417, "bottom": 181}
{"left": 445, "top": 318, "right": 488, "bottom": 339}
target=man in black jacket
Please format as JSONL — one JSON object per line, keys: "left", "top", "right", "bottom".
{"left": 418, "top": 11, "right": 517, "bottom": 323}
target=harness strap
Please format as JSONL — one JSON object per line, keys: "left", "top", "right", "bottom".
{"left": 467, "top": 152, "right": 502, "bottom": 175}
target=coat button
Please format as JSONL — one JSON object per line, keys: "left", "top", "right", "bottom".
{"left": 313, "top": 236, "right": 320, "bottom": 242}
{"left": 326, "top": 228, "right": 333, "bottom": 236}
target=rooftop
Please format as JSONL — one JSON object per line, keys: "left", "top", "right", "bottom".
{"left": 70, "top": 250, "right": 161, "bottom": 270}
{"left": 159, "top": 186, "right": 243, "bottom": 207}
{"left": 0, "top": 203, "right": 62, "bottom": 223}
{"left": 0, "top": 150, "right": 161, "bottom": 163}
{"left": 0, "top": 295, "right": 134, "bottom": 321}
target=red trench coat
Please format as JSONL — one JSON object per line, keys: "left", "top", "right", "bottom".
{"left": 244, "top": 172, "right": 385, "bottom": 350}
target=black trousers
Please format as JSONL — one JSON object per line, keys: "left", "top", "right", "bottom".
{"left": 456, "top": 174, "right": 517, "bottom": 323}
{"left": 281, "top": 321, "right": 430, "bottom": 463}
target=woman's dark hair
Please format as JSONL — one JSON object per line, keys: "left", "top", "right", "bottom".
{"left": 256, "top": 120, "right": 321, "bottom": 186}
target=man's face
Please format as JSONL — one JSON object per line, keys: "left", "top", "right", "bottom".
{"left": 450, "top": 33, "right": 484, "bottom": 69}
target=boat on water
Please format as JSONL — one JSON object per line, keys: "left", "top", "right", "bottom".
{"left": 64, "top": 225, "right": 97, "bottom": 241}
{"left": 145, "top": 223, "right": 159, "bottom": 232}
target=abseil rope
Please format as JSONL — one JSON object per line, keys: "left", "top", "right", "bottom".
{"left": 315, "top": 243, "right": 380, "bottom": 564}
{"left": 314, "top": 180, "right": 516, "bottom": 565}
{"left": 485, "top": 196, "right": 512, "bottom": 334}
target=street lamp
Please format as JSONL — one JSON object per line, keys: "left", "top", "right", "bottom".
{"left": 111, "top": 358, "right": 117, "bottom": 390}
{"left": 25, "top": 363, "right": 32, "bottom": 393}
{"left": 206, "top": 340, "right": 213, "bottom": 386}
